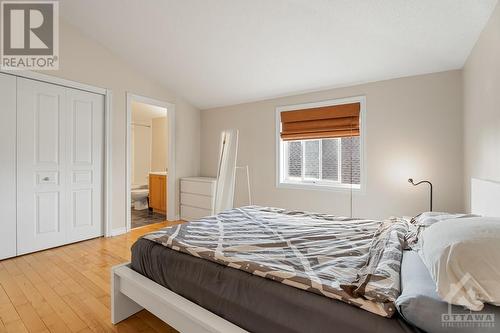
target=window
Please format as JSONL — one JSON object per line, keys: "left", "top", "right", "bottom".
{"left": 277, "top": 97, "right": 364, "bottom": 190}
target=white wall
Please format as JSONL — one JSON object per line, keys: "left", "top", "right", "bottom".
{"left": 463, "top": 3, "right": 500, "bottom": 212}
{"left": 131, "top": 123, "right": 152, "bottom": 186}
{"left": 151, "top": 117, "right": 168, "bottom": 172}
{"left": 43, "top": 20, "right": 200, "bottom": 229}
{"left": 201, "top": 71, "right": 464, "bottom": 219}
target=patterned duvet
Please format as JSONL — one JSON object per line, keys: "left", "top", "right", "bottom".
{"left": 143, "top": 206, "right": 408, "bottom": 317}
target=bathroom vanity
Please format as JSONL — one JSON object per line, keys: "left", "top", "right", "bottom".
{"left": 149, "top": 172, "right": 167, "bottom": 214}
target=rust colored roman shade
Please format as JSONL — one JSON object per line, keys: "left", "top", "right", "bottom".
{"left": 280, "top": 102, "right": 360, "bottom": 141}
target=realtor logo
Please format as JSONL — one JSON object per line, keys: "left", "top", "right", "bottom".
{"left": 441, "top": 273, "right": 495, "bottom": 329}
{"left": 1, "top": 1, "right": 59, "bottom": 70}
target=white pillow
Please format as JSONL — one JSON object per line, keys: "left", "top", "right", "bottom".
{"left": 418, "top": 217, "right": 500, "bottom": 311}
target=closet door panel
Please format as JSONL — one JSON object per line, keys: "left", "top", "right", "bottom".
{"left": 17, "top": 78, "right": 67, "bottom": 255}
{"left": 66, "top": 88, "right": 104, "bottom": 242}
{"left": 0, "top": 73, "right": 17, "bottom": 260}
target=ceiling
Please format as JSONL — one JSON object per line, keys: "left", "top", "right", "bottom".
{"left": 60, "top": 0, "right": 498, "bottom": 109}
{"left": 132, "top": 101, "right": 167, "bottom": 123}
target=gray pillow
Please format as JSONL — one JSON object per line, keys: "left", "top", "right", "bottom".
{"left": 396, "top": 251, "right": 499, "bottom": 333}
{"left": 405, "top": 212, "right": 478, "bottom": 250}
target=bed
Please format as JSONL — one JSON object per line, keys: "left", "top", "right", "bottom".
{"left": 111, "top": 178, "right": 500, "bottom": 333}
{"left": 129, "top": 237, "right": 416, "bottom": 333}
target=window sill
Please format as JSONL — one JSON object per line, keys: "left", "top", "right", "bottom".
{"left": 277, "top": 181, "right": 362, "bottom": 193}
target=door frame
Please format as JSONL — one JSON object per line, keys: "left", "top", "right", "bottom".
{"left": 126, "top": 93, "right": 176, "bottom": 230}
{"left": 0, "top": 69, "right": 113, "bottom": 238}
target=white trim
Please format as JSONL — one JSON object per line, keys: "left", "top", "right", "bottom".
{"left": 1, "top": 70, "right": 113, "bottom": 239}
{"left": 278, "top": 181, "right": 361, "bottom": 193}
{"left": 336, "top": 138, "right": 342, "bottom": 183}
{"left": 275, "top": 96, "right": 367, "bottom": 193}
{"left": 126, "top": 94, "right": 132, "bottom": 232}
{"left": 126, "top": 93, "right": 176, "bottom": 232}
{"left": 104, "top": 90, "right": 113, "bottom": 237}
{"left": 0, "top": 70, "right": 107, "bottom": 95}
{"left": 168, "top": 104, "right": 177, "bottom": 222}
{"left": 110, "top": 227, "right": 127, "bottom": 237}
{"left": 112, "top": 263, "right": 248, "bottom": 332}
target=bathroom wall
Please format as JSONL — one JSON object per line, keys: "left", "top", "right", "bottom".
{"left": 131, "top": 102, "right": 167, "bottom": 185}
{"left": 131, "top": 122, "right": 152, "bottom": 186}
{"left": 151, "top": 117, "right": 168, "bottom": 172}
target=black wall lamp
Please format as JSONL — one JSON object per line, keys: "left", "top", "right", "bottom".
{"left": 408, "top": 178, "right": 433, "bottom": 212}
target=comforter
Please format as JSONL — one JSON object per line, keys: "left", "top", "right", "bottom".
{"left": 143, "top": 206, "right": 408, "bottom": 317}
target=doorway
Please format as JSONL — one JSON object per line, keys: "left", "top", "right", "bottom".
{"left": 126, "top": 93, "right": 176, "bottom": 231}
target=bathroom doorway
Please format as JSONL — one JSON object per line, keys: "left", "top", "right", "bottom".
{"left": 126, "top": 93, "right": 176, "bottom": 230}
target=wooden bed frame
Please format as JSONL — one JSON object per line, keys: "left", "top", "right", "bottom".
{"left": 112, "top": 178, "right": 500, "bottom": 332}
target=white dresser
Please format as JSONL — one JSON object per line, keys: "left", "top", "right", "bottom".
{"left": 180, "top": 177, "right": 217, "bottom": 221}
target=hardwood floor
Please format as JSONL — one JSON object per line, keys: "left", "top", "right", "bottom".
{"left": 0, "top": 221, "right": 183, "bottom": 333}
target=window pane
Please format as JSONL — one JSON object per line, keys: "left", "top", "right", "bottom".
{"left": 304, "top": 140, "right": 320, "bottom": 179}
{"left": 341, "top": 136, "right": 361, "bottom": 185}
{"left": 287, "top": 141, "right": 302, "bottom": 178}
{"left": 321, "top": 139, "right": 339, "bottom": 181}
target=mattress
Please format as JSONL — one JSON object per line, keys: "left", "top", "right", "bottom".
{"left": 131, "top": 238, "right": 419, "bottom": 333}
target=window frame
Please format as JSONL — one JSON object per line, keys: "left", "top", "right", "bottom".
{"left": 276, "top": 96, "right": 366, "bottom": 192}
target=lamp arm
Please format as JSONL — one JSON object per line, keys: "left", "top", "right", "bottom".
{"left": 412, "top": 180, "right": 429, "bottom": 186}
{"left": 413, "top": 180, "right": 433, "bottom": 211}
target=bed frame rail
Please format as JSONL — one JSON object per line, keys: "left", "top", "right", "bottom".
{"left": 111, "top": 263, "right": 248, "bottom": 333}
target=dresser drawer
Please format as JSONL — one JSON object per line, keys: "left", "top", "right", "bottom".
{"left": 181, "top": 192, "right": 214, "bottom": 210}
{"left": 181, "top": 205, "right": 213, "bottom": 221}
{"left": 180, "top": 179, "right": 215, "bottom": 196}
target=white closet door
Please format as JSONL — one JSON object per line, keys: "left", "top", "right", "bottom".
{"left": 17, "top": 78, "right": 104, "bottom": 254}
{"left": 0, "top": 73, "right": 17, "bottom": 260}
{"left": 65, "top": 89, "right": 104, "bottom": 243}
{"left": 17, "top": 78, "right": 68, "bottom": 254}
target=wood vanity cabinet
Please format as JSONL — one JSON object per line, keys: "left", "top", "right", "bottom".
{"left": 149, "top": 174, "right": 167, "bottom": 214}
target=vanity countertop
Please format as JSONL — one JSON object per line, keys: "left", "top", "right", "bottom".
{"left": 149, "top": 171, "right": 167, "bottom": 176}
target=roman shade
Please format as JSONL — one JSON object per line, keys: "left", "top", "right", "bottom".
{"left": 280, "top": 102, "right": 360, "bottom": 141}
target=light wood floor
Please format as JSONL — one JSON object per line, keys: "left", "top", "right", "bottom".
{"left": 0, "top": 221, "right": 184, "bottom": 333}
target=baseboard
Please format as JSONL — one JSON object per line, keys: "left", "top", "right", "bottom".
{"left": 167, "top": 213, "right": 180, "bottom": 221}
{"left": 108, "top": 215, "right": 180, "bottom": 237}
{"left": 109, "top": 227, "right": 127, "bottom": 237}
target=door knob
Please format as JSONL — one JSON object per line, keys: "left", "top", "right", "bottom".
{"left": 43, "top": 177, "right": 50, "bottom": 181}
